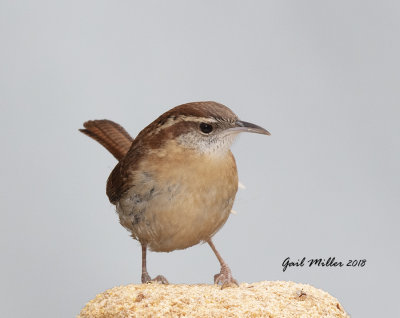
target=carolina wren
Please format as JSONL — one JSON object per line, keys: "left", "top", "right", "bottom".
{"left": 80, "top": 101, "right": 269, "bottom": 288}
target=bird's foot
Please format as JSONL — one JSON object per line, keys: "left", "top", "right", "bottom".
{"left": 142, "top": 272, "right": 169, "bottom": 284}
{"left": 213, "top": 265, "right": 238, "bottom": 289}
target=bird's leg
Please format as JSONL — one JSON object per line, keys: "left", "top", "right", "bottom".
{"left": 140, "top": 242, "right": 169, "bottom": 284}
{"left": 140, "top": 242, "right": 151, "bottom": 283}
{"left": 207, "top": 239, "right": 238, "bottom": 288}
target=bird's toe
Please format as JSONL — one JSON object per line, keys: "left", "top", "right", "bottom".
{"left": 151, "top": 275, "right": 169, "bottom": 284}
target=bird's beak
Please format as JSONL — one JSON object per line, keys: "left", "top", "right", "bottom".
{"left": 226, "top": 120, "right": 271, "bottom": 136}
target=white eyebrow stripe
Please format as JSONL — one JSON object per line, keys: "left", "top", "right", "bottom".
{"left": 147, "top": 116, "right": 219, "bottom": 136}
{"left": 180, "top": 116, "right": 219, "bottom": 123}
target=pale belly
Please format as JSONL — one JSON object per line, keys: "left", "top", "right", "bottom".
{"left": 116, "top": 151, "right": 238, "bottom": 252}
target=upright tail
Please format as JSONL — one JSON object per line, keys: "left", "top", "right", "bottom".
{"left": 79, "top": 120, "right": 133, "bottom": 161}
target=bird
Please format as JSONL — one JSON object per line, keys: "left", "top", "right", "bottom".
{"left": 80, "top": 101, "right": 270, "bottom": 288}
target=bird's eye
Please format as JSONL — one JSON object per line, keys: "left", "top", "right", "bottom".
{"left": 199, "top": 123, "right": 213, "bottom": 134}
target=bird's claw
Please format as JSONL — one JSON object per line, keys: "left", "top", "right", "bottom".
{"left": 142, "top": 273, "right": 169, "bottom": 284}
{"left": 152, "top": 275, "right": 169, "bottom": 284}
{"left": 213, "top": 266, "right": 238, "bottom": 289}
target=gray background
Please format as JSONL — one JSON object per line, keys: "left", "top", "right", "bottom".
{"left": 1, "top": 1, "right": 399, "bottom": 317}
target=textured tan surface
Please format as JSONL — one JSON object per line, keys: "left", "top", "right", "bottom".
{"left": 78, "top": 281, "right": 349, "bottom": 318}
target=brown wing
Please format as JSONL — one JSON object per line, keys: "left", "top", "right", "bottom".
{"left": 79, "top": 120, "right": 133, "bottom": 161}
{"left": 105, "top": 137, "right": 148, "bottom": 204}
{"left": 106, "top": 162, "right": 127, "bottom": 204}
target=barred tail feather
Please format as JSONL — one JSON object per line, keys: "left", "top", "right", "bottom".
{"left": 79, "top": 120, "right": 133, "bottom": 161}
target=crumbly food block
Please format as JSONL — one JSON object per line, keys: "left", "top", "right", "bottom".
{"left": 78, "top": 281, "right": 349, "bottom": 318}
